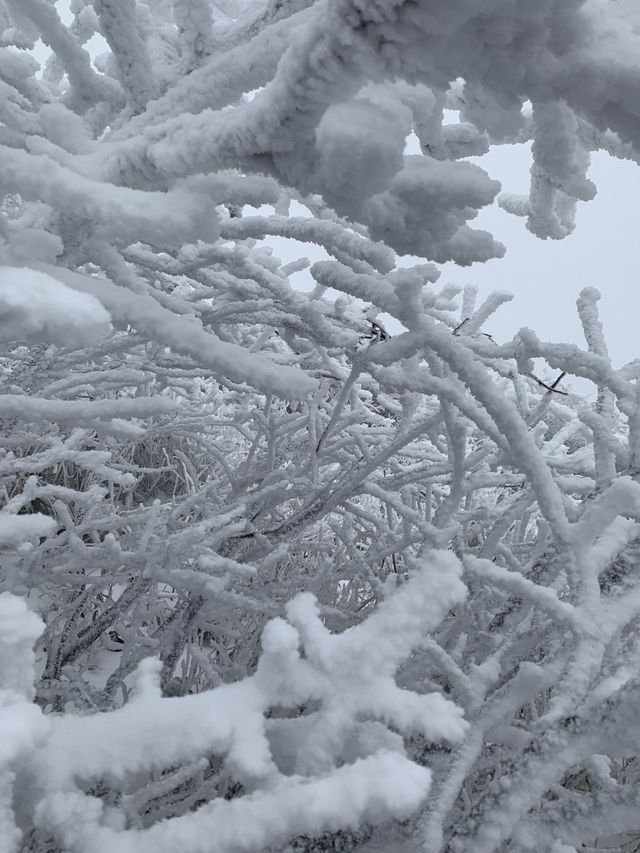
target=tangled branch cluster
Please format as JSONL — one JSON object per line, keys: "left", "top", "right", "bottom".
{"left": 2, "top": 1, "right": 640, "bottom": 852}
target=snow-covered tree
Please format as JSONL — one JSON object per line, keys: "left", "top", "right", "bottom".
{"left": 2, "top": 1, "right": 640, "bottom": 852}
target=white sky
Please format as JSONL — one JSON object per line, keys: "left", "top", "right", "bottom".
{"left": 441, "top": 143, "right": 640, "bottom": 369}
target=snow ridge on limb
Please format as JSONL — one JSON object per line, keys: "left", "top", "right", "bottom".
{"left": 0, "top": 266, "right": 111, "bottom": 347}
{"left": 24, "top": 554, "right": 465, "bottom": 853}
{"left": 0, "top": 146, "right": 219, "bottom": 249}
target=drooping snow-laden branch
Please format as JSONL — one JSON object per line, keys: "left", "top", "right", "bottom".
{"left": 2, "top": 554, "right": 466, "bottom": 853}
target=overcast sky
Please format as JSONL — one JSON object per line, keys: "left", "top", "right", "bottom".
{"left": 441, "top": 143, "right": 640, "bottom": 370}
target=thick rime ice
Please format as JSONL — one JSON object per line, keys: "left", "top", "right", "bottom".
{"left": 2, "top": 2, "right": 640, "bottom": 853}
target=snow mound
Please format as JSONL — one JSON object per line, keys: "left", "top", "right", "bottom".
{"left": 0, "top": 267, "right": 112, "bottom": 348}
{"left": 0, "top": 514, "right": 56, "bottom": 547}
